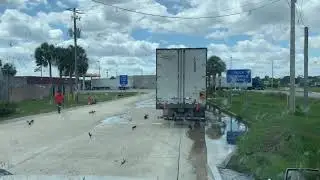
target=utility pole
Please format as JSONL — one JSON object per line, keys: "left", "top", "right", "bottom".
{"left": 289, "top": 0, "right": 296, "bottom": 113}
{"left": 67, "top": 8, "right": 83, "bottom": 103}
{"left": 271, "top": 38, "right": 274, "bottom": 89}
{"left": 98, "top": 61, "right": 101, "bottom": 79}
{"left": 230, "top": 56, "right": 233, "bottom": 69}
{"left": 304, "top": 26, "right": 309, "bottom": 111}
{"left": 271, "top": 59, "right": 274, "bottom": 88}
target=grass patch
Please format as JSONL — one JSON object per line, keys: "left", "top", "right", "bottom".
{"left": 0, "top": 92, "right": 138, "bottom": 121}
{"left": 208, "top": 92, "right": 320, "bottom": 180}
{"left": 309, "top": 87, "right": 320, "bottom": 93}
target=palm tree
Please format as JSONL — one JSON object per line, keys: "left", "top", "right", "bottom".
{"left": 207, "top": 56, "right": 226, "bottom": 90}
{"left": 34, "top": 42, "right": 55, "bottom": 79}
{"left": 35, "top": 42, "right": 56, "bottom": 97}
{"left": 55, "top": 45, "right": 89, "bottom": 94}
{"left": 54, "top": 47, "right": 68, "bottom": 78}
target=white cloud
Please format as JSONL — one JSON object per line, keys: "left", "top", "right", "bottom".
{"left": 0, "top": 9, "right": 52, "bottom": 42}
{"left": 167, "top": 44, "right": 187, "bottom": 48}
{"left": 56, "top": 1, "right": 68, "bottom": 8}
{"left": 206, "top": 30, "right": 228, "bottom": 40}
{"left": 48, "top": 29, "right": 63, "bottom": 40}
{"left": 207, "top": 36, "right": 318, "bottom": 77}
{"left": 0, "top": 0, "right": 319, "bottom": 77}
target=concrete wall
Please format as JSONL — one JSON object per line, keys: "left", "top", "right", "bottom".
{"left": 10, "top": 84, "right": 52, "bottom": 102}
{"left": 0, "top": 69, "right": 8, "bottom": 101}
{"left": 4, "top": 77, "right": 75, "bottom": 102}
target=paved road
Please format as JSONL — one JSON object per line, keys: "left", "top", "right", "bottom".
{"left": 0, "top": 92, "right": 208, "bottom": 180}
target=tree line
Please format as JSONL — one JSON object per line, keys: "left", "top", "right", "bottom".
{"left": 34, "top": 42, "right": 89, "bottom": 93}
{"left": 0, "top": 60, "right": 17, "bottom": 77}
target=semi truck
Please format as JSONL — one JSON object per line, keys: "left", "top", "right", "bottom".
{"left": 156, "top": 48, "right": 207, "bottom": 121}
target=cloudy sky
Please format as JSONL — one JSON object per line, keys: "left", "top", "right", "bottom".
{"left": 0, "top": 0, "right": 319, "bottom": 78}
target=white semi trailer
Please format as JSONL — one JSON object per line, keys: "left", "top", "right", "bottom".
{"left": 156, "top": 48, "right": 207, "bottom": 121}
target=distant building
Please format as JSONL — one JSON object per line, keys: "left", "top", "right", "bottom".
{"left": 132, "top": 75, "right": 156, "bottom": 89}
{"left": 91, "top": 75, "right": 156, "bottom": 90}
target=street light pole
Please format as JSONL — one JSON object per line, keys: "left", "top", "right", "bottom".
{"left": 271, "top": 59, "right": 274, "bottom": 88}
{"left": 98, "top": 60, "right": 101, "bottom": 79}
{"left": 304, "top": 26, "right": 309, "bottom": 110}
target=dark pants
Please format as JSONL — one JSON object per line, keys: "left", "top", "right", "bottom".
{"left": 57, "top": 103, "right": 62, "bottom": 113}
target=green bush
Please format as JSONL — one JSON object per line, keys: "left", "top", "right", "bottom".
{"left": 0, "top": 101, "right": 17, "bottom": 116}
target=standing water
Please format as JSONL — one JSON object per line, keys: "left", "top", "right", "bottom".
{"left": 205, "top": 110, "right": 253, "bottom": 180}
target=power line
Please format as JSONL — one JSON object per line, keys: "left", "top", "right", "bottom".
{"left": 85, "top": 0, "right": 277, "bottom": 16}
{"left": 196, "top": 0, "right": 280, "bottom": 14}
{"left": 297, "top": 0, "right": 306, "bottom": 26}
{"left": 286, "top": 0, "right": 305, "bottom": 27}
{"left": 91, "top": 0, "right": 282, "bottom": 19}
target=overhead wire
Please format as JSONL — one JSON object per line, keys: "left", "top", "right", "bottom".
{"left": 286, "top": 0, "right": 305, "bottom": 27}
{"left": 91, "top": 0, "right": 282, "bottom": 19}
{"left": 297, "top": 0, "right": 306, "bottom": 26}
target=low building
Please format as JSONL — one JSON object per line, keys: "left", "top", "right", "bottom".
{"left": 91, "top": 75, "right": 156, "bottom": 90}
{"left": 91, "top": 76, "right": 134, "bottom": 90}
{"left": 132, "top": 75, "right": 156, "bottom": 89}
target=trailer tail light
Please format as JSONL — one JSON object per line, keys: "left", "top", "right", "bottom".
{"left": 196, "top": 103, "right": 200, "bottom": 112}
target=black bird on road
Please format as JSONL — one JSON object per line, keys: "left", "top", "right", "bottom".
{"left": 89, "top": 110, "right": 96, "bottom": 114}
{"left": 120, "top": 158, "right": 126, "bottom": 166}
{"left": 144, "top": 114, "right": 148, "bottom": 119}
{"left": 132, "top": 125, "right": 137, "bottom": 130}
{"left": 27, "top": 120, "right": 34, "bottom": 127}
{"left": 88, "top": 132, "right": 92, "bottom": 139}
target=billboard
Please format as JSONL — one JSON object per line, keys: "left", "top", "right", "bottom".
{"left": 226, "top": 69, "right": 252, "bottom": 88}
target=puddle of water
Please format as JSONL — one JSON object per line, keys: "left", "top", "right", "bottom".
{"left": 135, "top": 99, "right": 155, "bottom": 108}
{"left": 100, "top": 113, "right": 131, "bottom": 125}
{"left": 205, "top": 111, "right": 251, "bottom": 179}
{"left": 205, "top": 112, "right": 247, "bottom": 166}
{"left": 186, "top": 125, "right": 208, "bottom": 180}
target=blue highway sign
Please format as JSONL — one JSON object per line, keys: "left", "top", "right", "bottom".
{"left": 226, "top": 69, "right": 251, "bottom": 83}
{"left": 119, "top": 75, "right": 128, "bottom": 86}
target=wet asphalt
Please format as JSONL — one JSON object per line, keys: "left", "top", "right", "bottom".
{"left": 0, "top": 91, "right": 252, "bottom": 180}
{"left": 0, "top": 93, "right": 211, "bottom": 180}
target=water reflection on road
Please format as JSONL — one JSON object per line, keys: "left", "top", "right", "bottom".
{"left": 187, "top": 124, "right": 208, "bottom": 180}
{"left": 205, "top": 110, "right": 252, "bottom": 180}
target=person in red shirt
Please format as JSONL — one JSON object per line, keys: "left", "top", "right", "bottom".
{"left": 54, "top": 90, "right": 64, "bottom": 114}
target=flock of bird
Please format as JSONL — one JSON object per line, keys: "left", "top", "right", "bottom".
{"left": 24, "top": 107, "right": 162, "bottom": 167}
{"left": 86, "top": 110, "right": 150, "bottom": 166}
